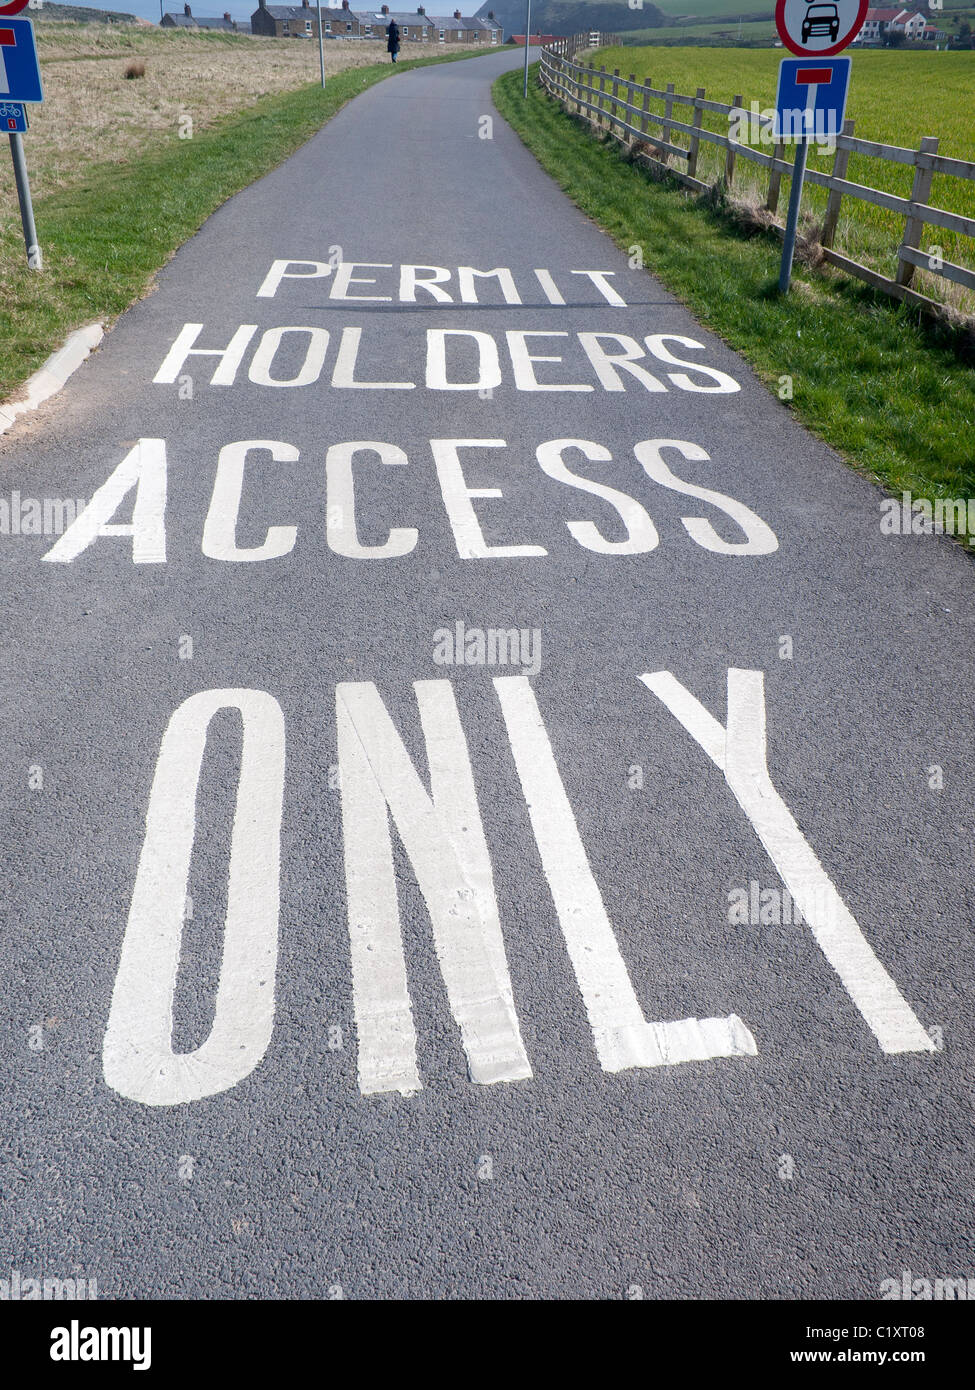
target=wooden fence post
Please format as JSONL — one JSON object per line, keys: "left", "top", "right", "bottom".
{"left": 612, "top": 69, "right": 621, "bottom": 140}
{"left": 766, "top": 140, "right": 785, "bottom": 213}
{"left": 687, "top": 88, "right": 705, "bottom": 181}
{"left": 897, "top": 135, "right": 939, "bottom": 286}
{"left": 724, "top": 93, "right": 743, "bottom": 188}
{"left": 821, "top": 117, "right": 853, "bottom": 249}
{"left": 661, "top": 82, "right": 674, "bottom": 164}
{"left": 642, "top": 84, "right": 651, "bottom": 142}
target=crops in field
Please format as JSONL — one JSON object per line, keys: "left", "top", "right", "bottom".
{"left": 589, "top": 46, "right": 975, "bottom": 306}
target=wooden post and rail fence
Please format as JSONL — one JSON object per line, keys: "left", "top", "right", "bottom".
{"left": 534, "top": 41, "right": 975, "bottom": 317}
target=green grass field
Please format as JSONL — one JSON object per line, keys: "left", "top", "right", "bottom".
{"left": 618, "top": 21, "right": 775, "bottom": 43}
{"left": 493, "top": 63, "right": 975, "bottom": 531}
{"left": 655, "top": 0, "right": 773, "bottom": 16}
{"left": 590, "top": 46, "right": 975, "bottom": 296}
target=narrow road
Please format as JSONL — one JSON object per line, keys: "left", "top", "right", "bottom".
{"left": 1, "top": 46, "right": 972, "bottom": 1300}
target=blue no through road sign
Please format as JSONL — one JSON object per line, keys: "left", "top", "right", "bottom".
{"left": 774, "top": 56, "right": 850, "bottom": 143}
{"left": 0, "top": 18, "right": 43, "bottom": 104}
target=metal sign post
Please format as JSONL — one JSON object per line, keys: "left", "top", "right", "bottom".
{"left": 317, "top": 0, "right": 325, "bottom": 88}
{"left": 9, "top": 125, "right": 39, "bottom": 267}
{"left": 522, "top": 0, "right": 531, "bottom": 98}
{"left": 773, "top": 0, "right": 865, "bottom": 292}
{"left": 778, "top": 132, "right": 808, "bottom": 294}
{"left": 0, "top": 5, "right": 44, "bottom": 270}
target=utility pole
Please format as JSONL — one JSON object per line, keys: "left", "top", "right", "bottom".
{"left": 317, "top": 0, "right": 325, "bottom": 86}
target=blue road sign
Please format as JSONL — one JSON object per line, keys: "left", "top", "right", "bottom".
{"left": 773, "top": 56, "right": 850, "bottom": 142}
{"left": 0, "top": 100, "right": 28, "bottom": 133}
{"left": 0, "top": 18, "right": 43, "bottom": 104}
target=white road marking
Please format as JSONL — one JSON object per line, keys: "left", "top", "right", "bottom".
{"left": 42, "top": 438, "right": 167, "bottom": 565}
{"left": 248, "top": 328, "right": 330, "bottom": 387}
{"left": 430, "top": 439, "right": 547, "bottom": 559}
{"left": 634, "top": 440, "right": 779, "bottom": 555}
{"left": 152, "top": 323, "right": 257, "bottom": 386}
{"left": 425, "top": 330, "right": 503, "bottom": 392}
{"left": 102, "top": 689, "right": 286, "bottom": 1105}
{"left": 201, "top": 440, "right": 299, "bottom": 562}
{"left": 641, "top": 668, "right": 935, "bottom": 1054}
{"left": 569, "top": 270, "right": 627, "bottom": 306}
{"left": 534, "top": 269, "right": 565, "bottom": 305}
{"left": 325, "top": 441, "right": 417, "bottom": 558}
{"left": 535, "top": 438, "right": 659, "bottom": 554}
{"left": 337, "top": 680, "right": 532, "bottom": 1096}
{"left": 494, "top": 676, "right": 757, "bottom": 1071}
{"left": 256, "top": 259, "right": 333, "bottom": 298}
{"left": 643, "top": 336, "right": 741, "bottom": 393}
{"left": 505, "top": 332, "right": 593, "bottom": 392}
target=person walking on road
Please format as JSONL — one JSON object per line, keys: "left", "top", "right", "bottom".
{"left": 387, "top": 19, "right": 401, "bottom": 61}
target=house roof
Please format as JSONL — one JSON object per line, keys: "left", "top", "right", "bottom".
{"left": 864, "top": 8, "right": 901, "bottom": 19}
{"left": 163, "top": 12, "right": 240, "bottom": 26}
{"left": 355, "top": 11, "right": 438, "bottom": 23}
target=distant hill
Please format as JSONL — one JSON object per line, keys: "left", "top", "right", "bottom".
{"left": 29, "top": 3, "right": 145, "bottom": 22}
{"left": 475, "top": 1, "right": 669, "bottom": 38}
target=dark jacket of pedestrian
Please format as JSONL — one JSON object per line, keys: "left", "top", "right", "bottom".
{"left": 387, "top": 21, "right": 401, "bottom": 54}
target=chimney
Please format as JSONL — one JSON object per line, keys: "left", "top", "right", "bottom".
{"left": 453, "top": 8, "right": 461, "bottom": 17}
{"left": 223, "top": 10, "right": 231, "bottom": 17}
{"left": 302, "top": 0, "right": 309, "bottom": 6}
{"left": 380, "top": 3, "right": 388, "bottom": 12}
{"left": 183, "top": 3, "right": 191, "bottom": 14}
{"left": 342, "top": 1, "right": 349, "bottom": 8}
{"left": 416, "top": 4, "right": 424, "bottom": 11}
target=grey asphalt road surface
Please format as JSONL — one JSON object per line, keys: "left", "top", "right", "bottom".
{"left": 1, "top": 46, "right": 973, "bottom": 1301}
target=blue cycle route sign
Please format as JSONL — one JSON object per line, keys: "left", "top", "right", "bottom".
{"left": 0, "top": 100, "right": 28, "bottom": 132}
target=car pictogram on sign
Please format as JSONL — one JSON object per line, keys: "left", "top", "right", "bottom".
{"left": 801, "top": 3, "right": 841, "bottom": 42}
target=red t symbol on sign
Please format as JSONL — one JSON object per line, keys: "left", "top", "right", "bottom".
{"left": 795, "top": 65, "right": 833, "bottom": 137}
{"left": 0, "top": 27, "right": 16, "bottom": 97}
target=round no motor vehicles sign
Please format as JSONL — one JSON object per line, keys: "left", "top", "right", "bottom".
{"left": 775, "top": 0, "right": 868, "bottom": 56}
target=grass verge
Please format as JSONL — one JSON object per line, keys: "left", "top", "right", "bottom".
{"left": 493, "top": 65, "right": 975, "bottom": 531}
{"left": 0, "top": 48, "right": 482, "bottom": 403}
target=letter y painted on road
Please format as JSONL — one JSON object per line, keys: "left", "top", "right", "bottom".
{"left": 640, "top": 668, "right": 935, "bottom": 1055}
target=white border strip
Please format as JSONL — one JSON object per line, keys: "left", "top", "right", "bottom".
{"left": 0, "top": 322, "right": 104, "bottom": 436}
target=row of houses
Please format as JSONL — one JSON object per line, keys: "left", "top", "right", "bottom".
{"left": 855, "top": 8, "right": 948, "bottom": 44}
{"left": 161, "top": 3, "right": 504, "bottom": 43}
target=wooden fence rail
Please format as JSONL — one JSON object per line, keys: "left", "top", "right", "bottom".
{"left": 537, "top": 43, "right": 975, "bottom": 316}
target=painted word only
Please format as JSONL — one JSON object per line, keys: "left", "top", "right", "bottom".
{"left": 101, "top": 670, "right": 934, "bottom": 1108}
